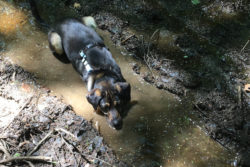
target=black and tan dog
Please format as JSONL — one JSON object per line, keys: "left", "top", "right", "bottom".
{"left": 30, "top": 0, "right": 131, "bottom": 130}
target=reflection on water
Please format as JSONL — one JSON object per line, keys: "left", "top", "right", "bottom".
{"left": 0, "top": 1, "right": 235, "bottom": 166}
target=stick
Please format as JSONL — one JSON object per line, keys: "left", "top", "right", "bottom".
{"left": 86, "top": 154, "right": 112, "bottom": 166}
{"left": 192, "top": 102, "right": 208, "bottom": 118}
{"left": 62, "top": 137, "right": 91, "bottom": 164}
{"left": 61, "top": 136, "right": 78, "bottom": 167}
{"left": 53, "top": 148, "right": 62, "bottom": 167}
{"left": 241, "top": 40, "right": 249, "bottom": 53}
{"left": 150, "top": 29, "right": 160, "bottom": 40}
{"left": 28, "top": 130, "right": 54, "bottom": 156}
{"left": 0, "top": 156, "right": 53, "bottom": 164}
{"left": 237, "top": 85, "right": 242, "bottom": 109}
{"left": 20, "top": 96, "right": 33, "bottom": 111}
{"left": 55, "top": 128, "right": 77, "bottom": 140}
{"left": 70, "top": 141, "right": 112, "bottom": 166}
{"left": 0, "top": 141, "right": 11, "bottom": 158}
{"left": 121, "top": 34, "right": 135, "bottom": 44}
{"left": 24, "top": 160, "right": 35, "bottom": 167}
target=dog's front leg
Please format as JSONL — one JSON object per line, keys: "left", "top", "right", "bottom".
{"left": 87, "top": 74, "right": 95, "bottom": 91}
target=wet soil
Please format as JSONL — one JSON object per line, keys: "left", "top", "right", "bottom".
{"left": 0, "top": 58, "right": 127, "bottom": 166}
{"left": 71, "top": 0, "right": 250, "bottom": 165}
{"left": 1, "top": 0, "right": 250, "bottom": 166}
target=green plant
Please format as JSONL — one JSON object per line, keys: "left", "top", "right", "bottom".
{"left": 191, "top": 0, "right": 200, "bottom": 5}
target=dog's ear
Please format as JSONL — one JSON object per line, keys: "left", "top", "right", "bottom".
{"left": 115, "top": 82, "right": 131, "bottom": 101}
{"left": 86, "top": 89, "right": 102, "bottom": 110}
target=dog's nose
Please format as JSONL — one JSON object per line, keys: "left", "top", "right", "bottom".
{"left": 108, "top": 108, "right": 123, "bottom": 130}
{"left": 112, "top": 119, "right": 122, "bottom": 130}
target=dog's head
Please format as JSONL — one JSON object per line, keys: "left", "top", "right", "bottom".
{"left": 86, "top": 81, "right": 131, "bottom": 130}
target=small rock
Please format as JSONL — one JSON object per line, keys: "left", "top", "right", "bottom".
{"left": 66, "top": 120, "right": 74, "bottom": 126}
{"left": 132, "top": 63, "right": 140, "bottom": 74}
{"left": 39, "top": 116, "right": 50, "bottom": 123}
{"left": 155, "top": 82, "right": 164, "bottom": 89}
{"left": 88, "top": 143, "right": 93, "bottom": 152}
{"left": 143, "top": 73, "right": 154, "bottom": 83}
{"left": 94, "top": 136, "right": 103, "bottom": 149}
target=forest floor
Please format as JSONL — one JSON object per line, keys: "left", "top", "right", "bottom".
{"left": 90, "top": 2, "right": 250, "bottom": 165}
{"left": 90, "top": 1, "right": 250, "bottom": 165}
{"left": 0, "top": 58, "right": 127, "bottom": 166}
{"left": 0, "top": 0, "right": 250, "bottom": 166}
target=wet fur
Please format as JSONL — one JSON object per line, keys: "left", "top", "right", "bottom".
{"left": 49, "top": 19, "right": 131, "bottom": 129}
{"left": 29, "top": 0, "right": 131, "bottom": 130}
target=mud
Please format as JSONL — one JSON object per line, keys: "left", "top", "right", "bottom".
{"left": 1, "top": 0, "right": 250, "bottom": 166}
{"left": 0, "top": 58, "right": 127, "bottom": 166}
{"left": 90, "top": 1, "right": 250, "bottom": 166}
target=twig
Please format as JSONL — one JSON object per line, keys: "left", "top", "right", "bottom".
{"left": 28, "top": 130, "right": 54, "bottom": 156}
{"left": 62, "top": 137, "right": 91, "bottom": 164}
{"left": 0, "top": 156, "right": 53, "bottom": 164}
{"left": 20, "top": 96, "right": 33, "bottom": 112}
{"left": 192, "top": 102, "right": 208, "bottom": 118}
{"left": 241, "top": 40, "right": 249, "bottom": 53}
{"left": 121, "top": 34, "right": 135, "bottom": 44}
{"left": 18, "top": 141, "right": 31, "bottom": 149}
{"left": 55, "top": 128, "right": 77, "bottom": 140}
{"left": 74, "top": 145, "right": 112, "bottom": 166}
{"left": 24, "top": 160, "right": 35, "bottom": 167}
{"left": 86, "top": 154, "right": 112, "bottom": 166}
{"left": 53, "top": 147, "right": 61, "bottom": 167}
{"left": 63, "top": 137, "right": 112, "bottom": 166}
{"left": 237, "top": 85, "right": 242, "bottom": 109}
{"left": 150, "top": 29, "right": 160, "bottom": 40}
{"left": 61, "top": 136, "right": 78, "bottom": 167}
{"left": 0, "top": 140, "right": 11, "bottom": 158}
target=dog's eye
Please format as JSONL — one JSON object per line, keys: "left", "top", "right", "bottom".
{"left": 100, "top": 102, "right": 110, "bottom": 110}
{"left": 114, "top": 99, "right": 120, "bottom": 106}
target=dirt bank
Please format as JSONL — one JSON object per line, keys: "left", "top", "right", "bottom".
{"left": 0, "top": 58, "right": 127, "bottom": 166}
{"left": 1, "top": 0, "right": 250, "bottom": 166}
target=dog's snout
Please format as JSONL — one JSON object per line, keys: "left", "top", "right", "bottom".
{"left": 111, "top": 119, "right": 122, "bottom": 130}
{"left": 108, "top": 108, "right": 122, "bottom": 130}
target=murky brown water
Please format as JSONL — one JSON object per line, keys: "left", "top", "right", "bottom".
{"left": 0, "top": 1, "right": 236, "bottom": 166}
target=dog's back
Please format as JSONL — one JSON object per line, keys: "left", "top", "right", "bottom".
{"left": 55, "top": 19, "right": 104, "bottom": 59}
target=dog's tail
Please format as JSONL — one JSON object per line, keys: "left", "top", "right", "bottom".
{"left": 29, "top": 0, "right": 50, "bottom": 30}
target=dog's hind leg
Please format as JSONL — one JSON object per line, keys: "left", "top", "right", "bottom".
{"left": 48, "top": 31, "right": 70, "bottom": 63}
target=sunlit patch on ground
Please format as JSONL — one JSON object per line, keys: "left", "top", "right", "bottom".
{"left": 0, "top": 96, "right": 19, "bottom": 128}
{"left": 0, "top": 1, "right": 27, "bottom": 35}
{"left": 163, "top": 127, "right": 234, "bottom": 167}
{"left": 0, "top": 82, "right": 33, "bottom": 129}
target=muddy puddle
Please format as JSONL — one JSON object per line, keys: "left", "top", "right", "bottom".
{"left": 0, "top": 1, "right": 236, "bottom": 166}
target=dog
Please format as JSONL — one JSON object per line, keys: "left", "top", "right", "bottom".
{"left": 29, "top": 0, "right": 131, "bottom": 130}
